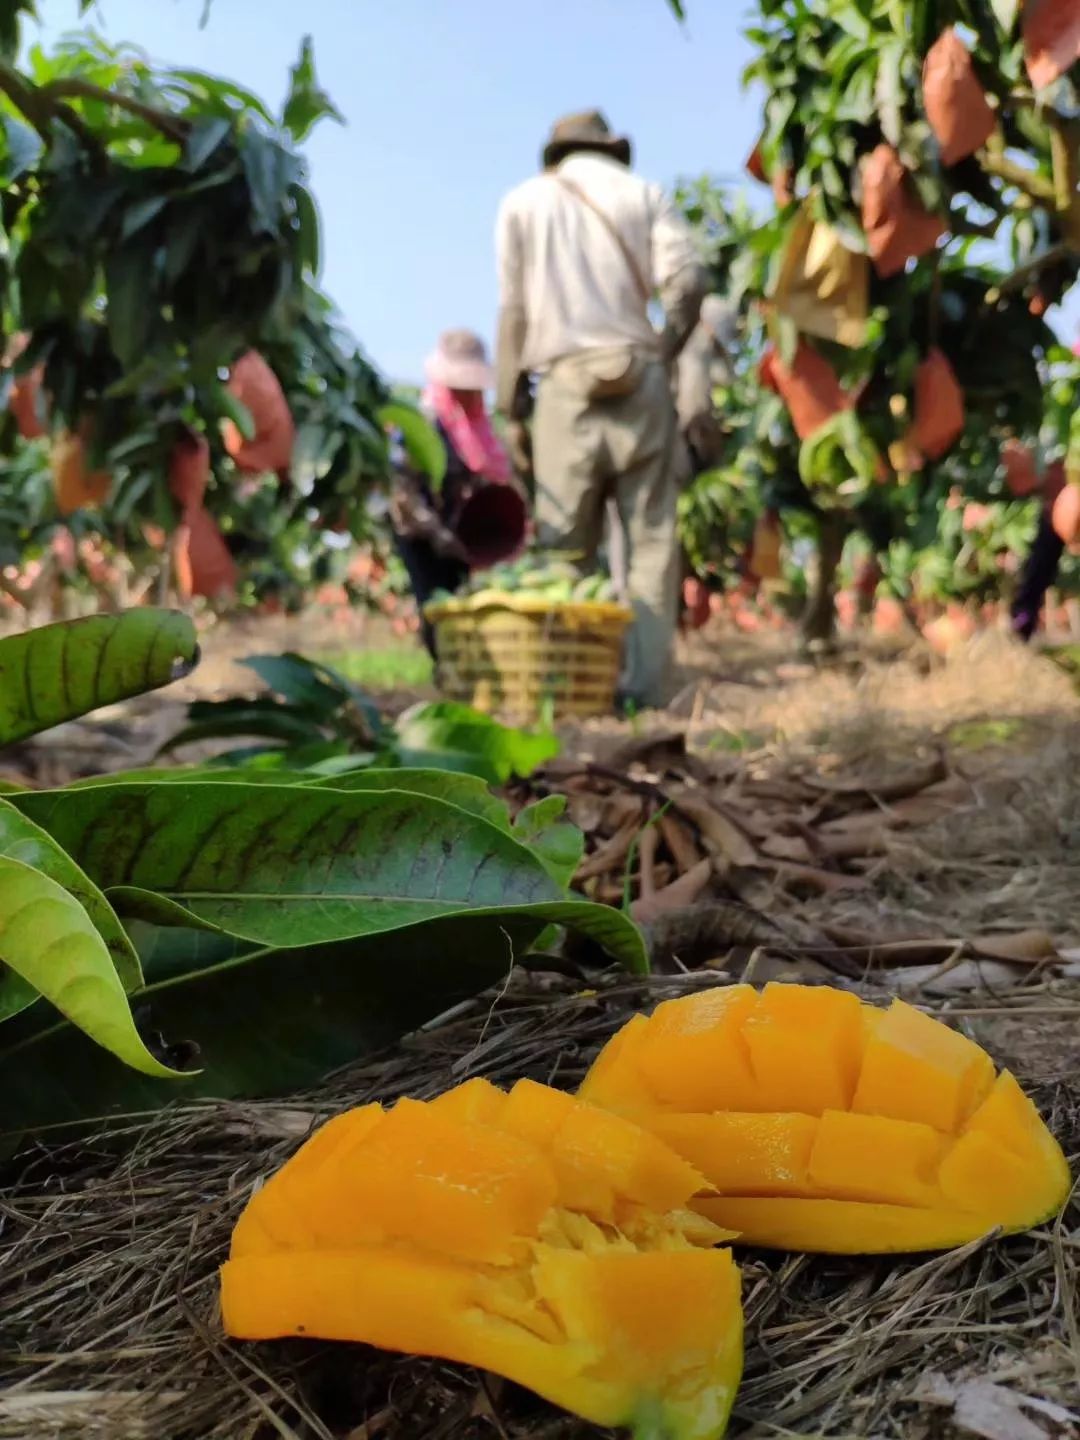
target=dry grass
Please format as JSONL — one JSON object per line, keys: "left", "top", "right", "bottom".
{"left": 1, "top": 970, "right": 1077, "bottom": 1440}
{"left": 2, "top": 626, "right": 1080, "bottom": 1438}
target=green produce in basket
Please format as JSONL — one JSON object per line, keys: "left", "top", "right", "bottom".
{"left": 433, "top": 555, "right": 619, "bottom": 607}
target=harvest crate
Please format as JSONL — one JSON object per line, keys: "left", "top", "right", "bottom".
{"left": 424, "top": 594, "right": 633, "bottom": 720}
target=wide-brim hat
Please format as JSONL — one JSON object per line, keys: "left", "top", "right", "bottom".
{"left": 424, "top": 329, "right": 495, "bottom": 392}
{"left": 542, "top": 109, "right": 632, "bottom": 170}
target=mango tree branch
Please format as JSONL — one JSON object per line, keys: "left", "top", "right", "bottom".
{"left": 981, "top": 133, "right": 1058, "bottom": 205}
{"left": 0, "top": 59, "right": 54, "bottom": 142}
{"left": 40, "top": 78, "right": 190, "bottom": 144}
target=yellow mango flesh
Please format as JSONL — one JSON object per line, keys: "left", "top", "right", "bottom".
{"left": 222, "top": 1082, "right": 743, "bottom": 1439}
{"left": 580, "top": 984, "right": 1070, "bottom": 1253}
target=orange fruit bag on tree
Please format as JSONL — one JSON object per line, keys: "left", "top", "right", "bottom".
{"left": 759, "top": 341, "right": 851, "bottom": 440}
{"left": 861, "top": 144, "right": 946, "bottom": 278}
{"left": 910, "top": 347, "right": 965, "bottom": 460}
{"left": 748, "top": 510, "right": 783, "bottom": 581}
{"left": 1024, "top": 0, "right": 1080, "bottom": 89}
{"left": 922, "top": 29, "right": 996, "bottom": 166}
{"left": 3, "top": 333, "right": 47, "bottom": 439}
{"left": 1052, "top": 477, "right": 1080, "bottom": 547}
{"left": 771, "top": 203, "right": 869, "bottom": 348}
{"left": 168, "top": 433, "right": 237, "bottom": 600}
{"left": 223, "top": 350, "right": 295, "bottom": 475}
{"left": 1002, "top": 439, "right": 1040, "bottom": 497}
{"left": 50, "top": 427, "right": 111, "bottom": 516}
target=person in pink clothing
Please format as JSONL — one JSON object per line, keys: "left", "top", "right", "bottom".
{"left": 389, "top": 329, "right": 515, "bottom": 657}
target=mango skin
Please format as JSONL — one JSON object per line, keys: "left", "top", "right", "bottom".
{"left": 221, "top": 1079, "right": 743, "bottom": 1440}
{"left": 579, "top": 984, "right": 1071, "bottom": 1254}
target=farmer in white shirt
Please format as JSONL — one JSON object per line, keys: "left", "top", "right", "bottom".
{"left": 495, "top": 111, "right": 707, "bottom": 708}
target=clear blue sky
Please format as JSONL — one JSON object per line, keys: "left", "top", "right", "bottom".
{"left": 32, "top": 2, "right": 1080, "bottom": 380}
{"left": 35, "top": 0, "right": 760, "bottom": 384}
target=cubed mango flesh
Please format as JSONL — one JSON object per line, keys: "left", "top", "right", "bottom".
{"left": 579, "top": 984, "right": 1070, "bottom": 1254}
{"left": 222, "top": 1082, "right": 744, "bottom": 1440}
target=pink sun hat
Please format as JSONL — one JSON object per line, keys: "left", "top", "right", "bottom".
{"left": 423, "top": 329, "right": 495, "bottom": 393}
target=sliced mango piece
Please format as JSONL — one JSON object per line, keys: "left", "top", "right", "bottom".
{"left": 851, "top": 998, "right": 994, "bottom": 1132}
{"left": 650, "top": 1112, "right": 818, "bottom": 1197}
{"left": 222, "top": 1081, "right": 743, "bottom": 1439}
{"left": 742, "top": 984, "right": 864, "bottom": 1114}
{"left": 807, "top": 1111, "right": 947, "bottom": 1207}
{"left": 580, "top": 984, "right": 1070, "bottom": 1253}
{"left": 693, "top": 1196, "right": 1002, "bottom": 1255}
{"left": 634, "top": 986, "right": 759, "bottom": 1112}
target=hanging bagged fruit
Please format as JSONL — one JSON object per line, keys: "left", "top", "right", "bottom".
{"left": 222, "top": 1080, "right": 744, "bottom": 1440}
{"left": 1023, "top": 0, "right": 1080, "bottom": 89}
{"left": 222, "top": 350, "right": 295, "bottom": 475}
{"left": 910, "top": 347, "right": 965, "bottom": 460}
{"left": 1052, "top": 475, "right": 1080, "bottom": 547}
{"left": 771, "top": 203, "right": 869, "bottom": 348}
{"left": 861, "top": 144, "right": 946, "bottom": 278}
{"left": 3, "top": 333, "right": 47, "bottom": 440}
{"left": 922, "top": 29, "right": 996, "bottom": 165}
{"left": 168, "top": 432, "right": 237, "bottom": 600}
{"left": 50, "top": 427, "right": 111, "bottom": 516}
{"left": 580, "top": 983, "right": 1071, "bottom": 1255}
{"left": 1001, "top": 439, "right": 1040, "bottom": 497}
{"left": 759, "top": 341, "right": 851, "bottom": 440}
{"left": 748, "top": 510, "right": 783, "bottom": 581}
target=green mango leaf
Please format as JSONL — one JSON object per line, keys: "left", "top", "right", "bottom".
{"left": 62, "top": 768, "right": 512, "bottom": 832}
{"left": 512, "top": 796, "right": 585, "bottom": 889}
{"left": 281, "top": 35, "right": 344, "bottom": 142}
{"left": 394, "top": 701, "right": 559, "bottom": 784}
{"left": 0, "top": 799, "right": 140, "bottom": 1006}
{"left": 0, "top": 610, "right": 197, "bottom": 746}
{"left": 292, "top": 183, "right": 321, "bottom": 276}
{"left": 14, "top": 783, "right": 645, "bottom": 969}
{"left": 377, "top": 403, "right": 447, "bottom": 488}
{"left": 183, "top": 115, "right": 232, "bottom": 173}
{"left": 106, "top": 237, "right": 156, "bottom": 368}
{"left": 0, "top": 856, "right": 180, "bottom": 1079}
{"left": 0, "top": 912, "right": 543, "bottom": 1139}
{"left": 160, "top": 708, "right": 323, "bottom": 754}
{"left": 308, "top": 768, "right": 513, "bottom": 830}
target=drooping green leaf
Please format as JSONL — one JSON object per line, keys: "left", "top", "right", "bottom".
{"left": 0, "top": 610, "right": 197, "bottom": 746}
{"left": 0, "top": 798, "right": 140, "bottom": 1002}
{"left": 512, "top": 796, "right": 585, "bottom": 889}
{"left": 106, "top": 238, "right": 156, "bottom": 368}
{"left": 183, "top": 115, "right": 232, "bottom": 172}
{"left": 14, "top": 783, "right": 644, "bottom": 969}
{"left": 393, "top": 701, "right": 558, "bottom": 784}
{"left": 160, "top": 708, "right": 324, "bottom": 754}
{"left": 377, "top": 403, "right": 447, "bottom": 488}
{"left": 0, "top": 911, "right": 544, "bottom": 1138}
{"left": 0, "top": 856, "right": 180, "bottom": 1078}
{"left": 292, "top": 182, "right": 321, "bottom": 276}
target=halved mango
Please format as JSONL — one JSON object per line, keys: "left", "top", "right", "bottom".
{"left": 222, "top": 1081, "right": 743, "bottom": 1439}
{"left": 579, "top": 983, "right": 1070, "bottom": 1253}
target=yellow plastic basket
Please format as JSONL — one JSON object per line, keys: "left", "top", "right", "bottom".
{"left": 424, "top": 594, "right": 634, "bottom": 719}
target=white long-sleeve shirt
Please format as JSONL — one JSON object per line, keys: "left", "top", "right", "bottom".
{"left": 496, "top": 153, "right": 700, "bottom": 372}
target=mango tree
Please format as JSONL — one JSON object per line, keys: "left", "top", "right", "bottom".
{"left": 676, "top": 0, "right": 1078, "bottom": 642}
{"left": 0, "top": 10, "right": 412, "bottom": 609}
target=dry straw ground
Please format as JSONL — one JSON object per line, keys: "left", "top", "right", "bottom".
{"left": 1, "top": 628, "right": 1078, "bottom": 1439}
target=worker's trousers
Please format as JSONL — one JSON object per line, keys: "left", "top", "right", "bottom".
{"left": 532, "top": 353, "right": 682, "bottom": 708}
